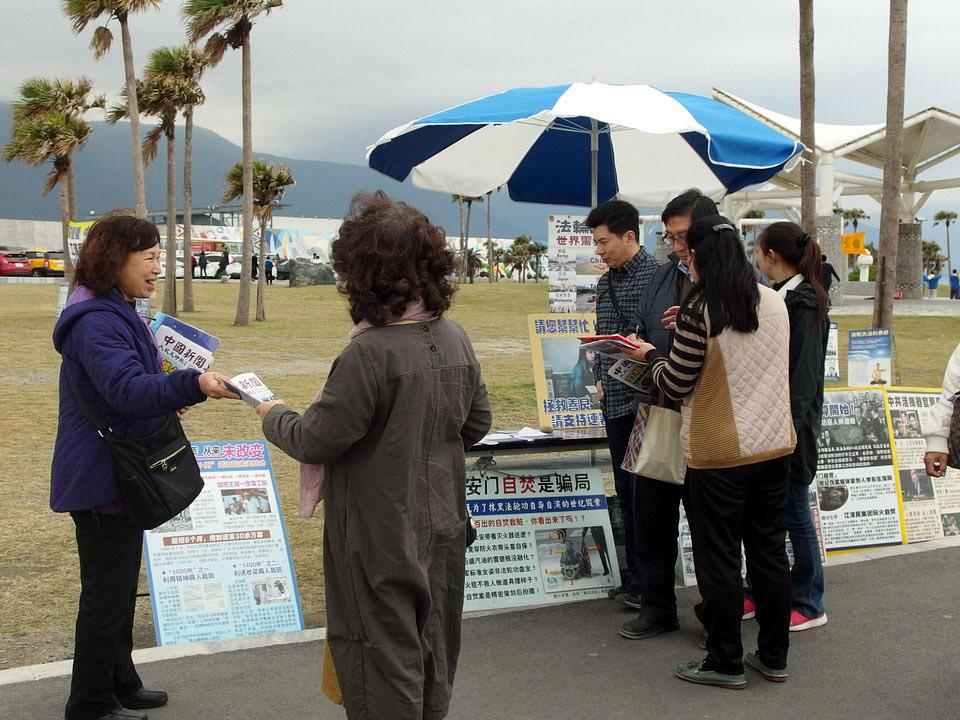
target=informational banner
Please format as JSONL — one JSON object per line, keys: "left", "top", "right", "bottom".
{"left": 814, "top": 389, "right": 904, "bottom": 550}
{"left": 66, "top": 221, "right": 95, "bottom": 264}
{"left": 847, "top": 329, "right": 892, "bottom": 387}
{"left": 144, "top": 441, "right": 304, "bottom": 646}
{"left": 824, "top": 322, "right": 840, "bottom": 382}
{"left": 149, "top": 312, "right": 220, "bottom": 374}
{"left": 528, "top": 314, "right": 604, "bottom": 432}
{"left": 888, "top": 389, "right": 960, "bottom": 542}
{"left": 464, "top": 465, "right": 619, "bottom": 611}
{"left": 547, "top": 215, "right": 603, "bottom": 313}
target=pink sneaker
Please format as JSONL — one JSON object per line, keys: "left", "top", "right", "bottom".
{"left": 789, "top": 609, "right": 828, "bottom": 631}
{"left": 742, "top": 598, "right": 756, "bottom": 620}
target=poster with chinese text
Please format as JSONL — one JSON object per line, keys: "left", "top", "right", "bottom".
{"left": 464, "top": 466, "right": 619, "bottom": 612}
{"left": 824, "top": 322, "right": 840, "bottom": 382}
{"left": 528, "top": 314, "right": 604, "bottom": 432}
{"left": 888, "top": 388, "right": 960, "bottom": 542}
{"left": 144, "top": 441, "right": 304, "bottom": 645}
{"left": 815, "top": 388, "right": 904, "bottom": 551}
{"left": 547, "top": 215, "right": 603, "bottom": 313}
{"left": 847, "top": 329, "right": 892, "bottom": 387}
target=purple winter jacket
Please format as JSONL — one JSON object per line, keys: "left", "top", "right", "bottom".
{"left": 51, "top": 287, "right": 207, "bottom": 511}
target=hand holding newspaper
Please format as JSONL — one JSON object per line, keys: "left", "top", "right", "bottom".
{"left": 223, "top": 372, "right": 278, "bottom": 408}
{"left": 578, "top": 334, "right": 645, "bottom": 362}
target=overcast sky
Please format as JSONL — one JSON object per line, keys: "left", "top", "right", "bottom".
{"left": 3, "top": 1, "right": 960, "bottom": 233}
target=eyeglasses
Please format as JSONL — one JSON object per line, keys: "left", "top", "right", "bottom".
{"left": 661, "top": 231, "right": 688, "bottom": 247}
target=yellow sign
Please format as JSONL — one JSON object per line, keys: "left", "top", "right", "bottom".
{"left": 841, "top": 232, "right": 866, "bottom": 255}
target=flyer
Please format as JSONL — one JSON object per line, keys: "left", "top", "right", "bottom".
{"left": 888, "top": 388, "right": 960, "bottom": 542}
{"left": 547, "top": 215, "right": 603, "bottom": 313}
{"left": 847, "top": 329, "right": 892, "bottom": 387}
{"left": 814, "top": 388, "right": 904, "bottom": 550}
{"left": 144, "top": 440, "right": 304, "bottom": 646}
{"left": 150, "top": 312, "right": 221, "bottom": 374}
{"left": 528, "top": 314, "right": 605, "bottom": 432}
{"left": 824, "top": 322, "right": 840, "bottom": 382}
{"left": 464, "top": 465, "right": 619, "bottom": 612}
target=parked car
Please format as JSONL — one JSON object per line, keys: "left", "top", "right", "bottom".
{"left": 24, "top": 250, "right": 65, "bottom": 277}
{"left": 157, "top": 255, "right": 185, "bottom": 280}
{"left": 0, "top": 251, "right": 32, "bottom": 276}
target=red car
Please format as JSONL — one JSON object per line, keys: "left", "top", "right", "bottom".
{"left": 0, "top": 251, "right": 32, "bottom": 276}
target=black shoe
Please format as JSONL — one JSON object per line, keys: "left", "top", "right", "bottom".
{"left": 619, "top": 609, "right": 679, "bottom": 639}
{"left": 607, "top": 584, "right": 626, "bottom": 599}
{"left": 614, "top": 590, "right": 644, "bottom": 610}
{"left": 117, "top": 688, "right": 168, "bottom": 710}
{"left": 92, "top": 708, "right": 148, "bottom": 720}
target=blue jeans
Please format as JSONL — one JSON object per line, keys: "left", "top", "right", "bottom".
{"left": 786, "top": 481, "right": 825, "bottom": 617}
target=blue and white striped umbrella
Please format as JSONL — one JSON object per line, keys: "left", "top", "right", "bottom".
{"left": 367, "top": 83, "right": 804, "bottom": 207}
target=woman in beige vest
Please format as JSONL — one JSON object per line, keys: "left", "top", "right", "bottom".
{"left": 624, "top": 216, "right": 795, "bottom": 689}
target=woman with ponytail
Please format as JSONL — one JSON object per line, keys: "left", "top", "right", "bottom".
{"left": 624, "top": 215, "right": 795, "bottom": 689}
{"left": 754, "top": 222, "right": 830, "bottom": 633}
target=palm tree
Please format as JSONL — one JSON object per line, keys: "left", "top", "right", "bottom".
{"left": 7, "top": 77, "right": 104, "bottom": 279}
{"left": 142, "top": 44, "right": 210, "bottom": 313}
{"left": 485, "top": 190, "right": 494, "bottom": 283}
{"left": 183, "top": 0, "right": 284, "bottom": 326}
{"left": 933, "top": 210, "right": 958, "bottom": 276}
{"left": 109, "top": 66, "right": 201, "bottom": 316}
{"left": 4, "top": 113, "right": 92, "bottom": 280}
{"left": 799, "top": 0, "right": 817, "bottom": 237}
{"left": 873, "top": 0, "right": 909, "bottom": 328}
{"left": 510, "top": 235, "right": 533, "bottom": 283}
{"left": 62, "top": 0, "right": 161, "bottom": 219}
{"left": 464, "top": 247, "right": 483, "bottom": 284}
{"left": 529, "top": 241, "right": 548, "bottom": 282}
{"left": 223, "top": 159, "right": 295, "bottom": 321}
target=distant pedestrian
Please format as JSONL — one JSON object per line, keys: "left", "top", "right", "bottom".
{"left": 926, "top": 268, "right": 942, "bottom": 299}
{"left": 820, "top": 254, "right": 841, "bottom": 291}
{"left": 218, "top": 249, "right": 229, "bottom": 279}
{"left": 251, "top": 253, "right": 259, "bottom": 280}
{"left": 950, "top": 269, "right": 958, "bottom": 300}
{"left": 190, "top": 253, "right": 197, "bottom": 278}
{"left": 198, "top": 250, "right": 208, "bottom": 278}
{"left": 265, "top": 256, "right": 274, "bottom": 285}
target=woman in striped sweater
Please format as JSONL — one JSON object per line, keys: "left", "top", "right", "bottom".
{"left": 624, "top": 216, "right": 796, "bottom": 689}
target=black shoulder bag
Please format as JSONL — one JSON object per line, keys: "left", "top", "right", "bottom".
{"left": 65, "top": 372, "right": 205, "bottom": 529}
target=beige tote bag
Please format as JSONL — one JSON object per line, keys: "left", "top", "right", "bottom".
{"left": 630, "top": 404, "right": 687, "bottom": 484}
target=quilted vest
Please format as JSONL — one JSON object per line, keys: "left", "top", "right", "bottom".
{"left": 681, "top": 285, "right": 797, "bottom": 469}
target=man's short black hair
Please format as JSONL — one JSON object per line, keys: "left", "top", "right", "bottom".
{"left": 661, "top": 188, "right": 717, "bottom": 224}
{"left": 585, "top": 200, "right": 639, "bottom": 240}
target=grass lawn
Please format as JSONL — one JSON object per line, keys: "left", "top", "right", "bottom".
{"left": 0, "top": 279, "right": 957, "bottom": 667}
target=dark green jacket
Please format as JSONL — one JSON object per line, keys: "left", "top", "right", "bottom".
{"left": 780, "top": 278, "right": 829, "bottom": 484}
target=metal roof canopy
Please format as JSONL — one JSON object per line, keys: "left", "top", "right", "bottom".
{"left": 713, "top": 88, "right": 960, "bottom": 221}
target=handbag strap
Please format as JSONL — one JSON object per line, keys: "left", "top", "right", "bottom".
{"left": 64, "top": 368, "right": 113, "bottom": 437}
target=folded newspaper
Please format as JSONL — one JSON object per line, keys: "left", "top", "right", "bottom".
{"left": 149, "top": 312, "right": 220, "bottom": 374}
{"left": 225, "top": 373, "right": 278, "bottom": 407}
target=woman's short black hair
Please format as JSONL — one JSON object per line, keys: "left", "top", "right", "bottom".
{"left": 74, "top": 214, "right": 160, "bottom": 296}
{"left": 331, "top": 191, "right": 456, "bottom": 325}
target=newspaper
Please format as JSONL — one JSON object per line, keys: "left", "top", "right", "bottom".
{"left": 578, "top": 334, "right": 641, "bottom": 361}
{"left": 226, "top": 373, "right": 277, "bottom": 407}
{"left": 607, "top": 359, "right": 649, "bottom": 391}
{"left": 150, "top": 312, "right": 220, "bottom": 374}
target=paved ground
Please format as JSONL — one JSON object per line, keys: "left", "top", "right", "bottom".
{"left": 3, "top": 543, "right": 959, "bottom": 720}
{"left": 832, "top": 296, "right": 960, "bottom": 316}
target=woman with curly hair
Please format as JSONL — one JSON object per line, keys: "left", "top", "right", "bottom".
{"left": 256, "top": 191, "right": 492, "bottom": 720}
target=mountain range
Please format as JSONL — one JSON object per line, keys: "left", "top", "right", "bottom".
{"left": 0, "top": 101, "right": 582, "bottom": 243}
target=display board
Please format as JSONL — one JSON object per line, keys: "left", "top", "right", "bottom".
{"left": 528, "top": 314, "right": 604, "bottom": 432}
{"left": 547, "top": 214, "right": 604, "bottom": 313}
{"left": 144, "top": 440, "right": 304, "bottom": 646}
{"left": 464, "top": 465, "right": 619, "bottom": 611}
{"left": 824, "top": 322, "right": 840, "bottom": 382}
{"left": 847, "top": 329, "right": 892, "bottom": 387}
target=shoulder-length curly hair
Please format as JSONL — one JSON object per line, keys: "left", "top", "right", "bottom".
{"left": 331, "top": 192, "right": 456, "bottom": 325}
{"left": 74, "top": 214, "right": 160, "bottom": 296}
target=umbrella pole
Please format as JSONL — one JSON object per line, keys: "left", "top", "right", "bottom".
{"left": 590, "top": 119, "right": 599, "bottom": 208}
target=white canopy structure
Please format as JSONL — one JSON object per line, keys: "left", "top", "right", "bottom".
{"left": 713, "top": 88, "right": 960, "bottom": 222}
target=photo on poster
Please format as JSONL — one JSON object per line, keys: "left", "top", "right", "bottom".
{"left": 536, "top": 526, "right": 614, "bottom": 594}
{"left": 819, "top": 391, "right": 888, "bottom": 447}
{"left": 942, "top": 513, "right": 960, "bottom": 537}
{"left": 181, "top": 582, "right": 227, "bottom": 614}
{"left": 847, "top": 329, "right": 892, "bottom": 387}
{"left": 221, "top": 488, "right": 272, "bottom": 515}
{"left": 150, "top": 507, "right": 194, "bottom": 534}
{"left": 899, "top": 468, "right": 935, "bottom": 502}
{"left": 251, "top": 577, "right": 292, "bottom": 605}
{"left": 890, "top": 408, "right": 924, "bottom": 439}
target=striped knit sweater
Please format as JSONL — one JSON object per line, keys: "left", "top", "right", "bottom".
{"left": 646, "top": 284, "right": 796, "bottom": 469}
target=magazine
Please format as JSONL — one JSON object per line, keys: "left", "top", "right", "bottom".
{"left": 578, "top": 334, "right": 641, "bottom": 360}
{"left": 149, "top": 312, "right": 221, "bottom": 374}
{"left": 607, "top": 359, "right": 649, "bottom": 391}
{"left": 225, "top": 372, "right": 278, "bottom": 407}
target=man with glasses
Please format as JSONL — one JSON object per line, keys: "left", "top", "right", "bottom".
{"left": 585, "top": 200, "right": 660, "bottom": 611}
{"left": 619, "top": 189, "right": 716, "bottom": 640}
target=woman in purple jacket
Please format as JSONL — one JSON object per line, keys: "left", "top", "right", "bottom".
{"left": 52, "top": 215, "right": 237, "bottom": 720}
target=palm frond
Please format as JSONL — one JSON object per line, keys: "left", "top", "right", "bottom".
{"left": 142, "top": 125, "right": 163, "bottom": 165}
{"left": 203, "top": 33, "right": 230, "bottom": 65}
{"left": 90, "top": 25, "right": 114, "bottom": 58}
{"left": 105, "top": 99, "right": 129, "bottom": 123}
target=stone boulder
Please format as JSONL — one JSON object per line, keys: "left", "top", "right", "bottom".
{"left": 288, "top": 258, "right": 336, "bottom": 287}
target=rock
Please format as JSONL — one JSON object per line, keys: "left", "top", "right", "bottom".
{"left": 288, "top": 258, "right": 336, "bottom": 287}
